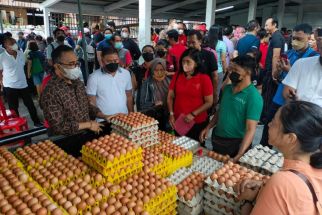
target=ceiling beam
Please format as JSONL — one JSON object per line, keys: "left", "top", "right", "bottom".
{"left": 40, "top": 0, "right": 62, "bottom": 9}
{"left": 153, "top": 0, "right": 202, "bottom": 14}
{"left": 184, "top": 0, "right": 249, "bottom": 17}
{"left": 104, "top": 0, "right": 138, "bottom": 12}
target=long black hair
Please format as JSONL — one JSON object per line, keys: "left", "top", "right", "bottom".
{"left": 280, "top": 101, "right": 322, "bottom": 169}
{"left": 179, "top": 48, "right": 204, "bottom": 75}
{"left": 208, "top": 24, "right": 223, "bottom": 50}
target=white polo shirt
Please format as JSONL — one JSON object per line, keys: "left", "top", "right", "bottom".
{"left": 86, "top": 67, "right": 132, "bottom": 116}
{"left": 283, "top": 56, "right": 322, "bottom": 107}
{"left": 0, "top": 50, "right": 28, "bottom": 89}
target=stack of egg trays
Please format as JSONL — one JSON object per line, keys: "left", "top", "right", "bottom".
{"left": 203, "top": 176, "right": 241, "bottom": 215}
{"left": 167, "top": 168, "right": 193, "bottom": 185}
{"left": 172, "top": 136, "right": 200, "bottom": 153}
{"left": 188, "top": 156, "right": 223, "bottom": 176}
{"left": 239, "top": 145, "right": 283, "bottom": 175}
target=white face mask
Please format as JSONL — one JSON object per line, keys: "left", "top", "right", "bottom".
{"left": 178, "top": 29, "right": 184, "bottom": 35}
{"left": 63, "top": 67, "right": 82, "bottom": 80}
{"left": 11, "top": 44, "right": 18, "bottom": 51}
{"left": 121, "top": 32, "right": 129, "bottom": 38}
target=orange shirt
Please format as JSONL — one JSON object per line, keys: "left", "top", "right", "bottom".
{"left": 252, "top": 159, "right": 322, "bottom": 215}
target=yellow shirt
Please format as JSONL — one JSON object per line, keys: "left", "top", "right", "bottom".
{"left": 252, "top": 159, "right": 322, "bottom": 215}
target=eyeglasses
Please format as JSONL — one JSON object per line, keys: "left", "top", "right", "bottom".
{"left": 59, "top": 61, "right": 80, "bottom": 68}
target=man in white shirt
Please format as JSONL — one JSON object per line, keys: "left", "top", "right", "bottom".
{"left": 0, "top": 37, "right": 41, "bottom": 126}
{"left": 86, "top": 47, "right": 134, "bottom": 119}
{"left": 283, "top": 29, "right": 322, "bottom": 106}
{"left": 46, "top": 28, "right": 71, "bottom": 66}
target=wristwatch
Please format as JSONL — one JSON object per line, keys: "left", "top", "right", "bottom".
{"left": 170, "top": 112, "right": 174, "bottom": 116}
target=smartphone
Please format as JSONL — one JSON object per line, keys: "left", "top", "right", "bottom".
{"left": 281, "top": 53, "right": 288, "bottom": 64}
{"left": 317, "top": 28, "right": 322, "bottom": 37}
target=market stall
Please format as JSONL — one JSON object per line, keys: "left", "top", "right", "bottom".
{"left": 0, "top": 112, "right": 280, "bottom": 215}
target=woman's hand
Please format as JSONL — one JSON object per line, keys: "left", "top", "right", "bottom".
{"left": 199, "top": 127, "right": 210, "bottom": 142}
{"left": 89, "top": 121, "right": 103, "bottom": 134}
{"left": 235, "top": 179, "right": 263, "bottom": 201}
{"left": 169, "top": 115, "right": 175, "bottom": 129}
{"left": 184, "top": 113, "right": 195, "bottom": 123}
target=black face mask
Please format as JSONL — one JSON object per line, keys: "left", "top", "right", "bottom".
{"left": 156, "top": 50, "right": 166, "bottom": 58}
{"left": 104, "top": 63, "right": 119, "bottom": 73}
{"left": 142, "top": 52, "right": 154, "bottom": 62}
{"left": 319, "top": 56, "right": 322, "bottom": 66}
{"left": 229, "top": 72, "right": 242, "bottom": 85}
{"left": 57, "top": 35, "right": 65, "bottom": 42}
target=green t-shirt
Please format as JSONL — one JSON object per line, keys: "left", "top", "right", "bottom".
{"left": 214, "top": 84, "right": 263, "bottom": 138}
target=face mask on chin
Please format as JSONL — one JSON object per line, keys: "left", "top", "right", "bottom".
{"left": 61, "top": 67, "right": 82, "bottom": 80}
{"left": 229, "top": 72, "right": 242, "bottom": 85}
{"left": 10, "top": 44, "right": 18, "bottom": 52}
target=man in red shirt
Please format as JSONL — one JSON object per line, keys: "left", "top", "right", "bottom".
{"left": 177, "top": 22, "right": 187, "bottom": 46}
{"left": 167, "top": 29, "right": 187, "bottom": 73}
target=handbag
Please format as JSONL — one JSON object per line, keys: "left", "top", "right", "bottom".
{"left": 288, "top": 169, "right": 322, "bottom": 215}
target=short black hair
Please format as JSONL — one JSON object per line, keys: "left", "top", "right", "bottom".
{"left": 142, "top": 45, "right": 154, "bottom": 52}
{"left": 187, "top": 29, "right": 203, "bottom": 41}
{"left": 155, "top": 28, "right": 161, "bottom": 35}
{"left": 179, "top": 48, "right": 204, "bottom": 75}
{"left": 46, "top": 36, "right": 54, "bottom": 44}
{"left": 246, "top": 20, "right": 259, "bottom": 32}
{"left": 268, "top": 17, "right": 278, "bottom": 28}
{"left": 18, "top": 31, "right": 24, "bottom": 36}
{"left": 111, "top": 33, "right": 121, "bottom": 41}
{"left": 51, "top": 45, "right": 74, "bottom": 64}
{"left": 121, "top": 26, "right": 130, "bottom": 34}
{"left": 83, "top": 22, "right": 89, "bottom": 28}
{"left": 156, "top": 39, "right": 169, "bottom": 48}
{"left": 107, "top": 21, "right": 116, "bottom": 29}
{"left": 223, "top": 25, "right": 233, "bottom": 36}
{"left": 258, "top": 28, "right": 268, "bottom": 39}
{"left": 101, "top": 47, "right": 118, "bottom": 57}
{"left": 3, "top": 37, "right": 15, "bottom": 46}
{"left": 104, "top": 28, "right": 114, "bottom": 34}
{"left": 35, "top": 35, "right": 43, "bottom": 41}
{"left": 53, "top": 28, "right": 64, "bottom": 37}
{"left": 3, "top": 31, "right": 12, "bottom": 38}
{"left": 231, "top": 54, "right": 257, "bottom": 76}
{"left": 167, "top": 29, "right": 179, "bottom": 42}
{"left": 293, "top": 23, "right": 312, "bottom": 35}
{"left": 28, "top": 41, "right": 39, "bottom": 52}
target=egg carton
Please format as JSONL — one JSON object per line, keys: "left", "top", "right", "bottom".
{"left": 112, "top": 129, "right": 159, "bottom": 146}
{"left": 111, "top": 125, "right": 158, "bottom": 139}
{"left": 158, "top": 131, "right": 177, "bottom": 144}
{"left": 204, "top": 204, "right": 236, "bottom": 215}
{"left": 172, "top": 136, "right": 199, "bottom": 153}
{"left": 167, "top": 168, "right": 193, "bottom": 185}
{"left": 204, "top": 177, "right": 236, "bottom": 196}
{"left": 110, "top": 118, "right": 159, "bottom": 132}
{"left": 177, "top": 200, "right": 203, "bottom": 215}
{"left": 0, "top": 147, "right": 24, "bottom": 170}
{"left": 188, "top": 156, "right": 223, "bottom": 176}
{"left": 177, "top": 189, "right": 204, "bottom": 208}
{"left": 203, "top": 185, "right": 238, "bottom": 204}
{"left": 204, "top": 188, "right": 241, "bottom": 208}
{"left": 204, "top": 198, "right": 240, "bottom": 215}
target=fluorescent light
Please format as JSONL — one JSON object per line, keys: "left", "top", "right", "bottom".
{"left": 215, "top": 6, "right": 234, "bottom": 12}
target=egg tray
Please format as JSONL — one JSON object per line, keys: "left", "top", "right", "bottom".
{"left": 177, "top": 190, "right": 204, "bottom": 208}
{"left": 165, "top": 152, "right": 194, "bottom": 175}
{"left": 149, "top": 156, "right": 172, "bottom": 178}
{"left": 188, "top": 156, "right": 223, "bottom": 177}
{"left": 203, "top": 185, "right": 239, "bottom": 205}
{"left": 158, "top": 131, "right": 177, "bottom": 144}
{"left": 0, "top": 148, "right": 25, "bottom": 171}
{"left": 110, "top": 118, "right": 159, "bottom": 132}
{"left": 177, "top": 200, "right": 203, "bottom": 215}
{"left": 0, "top": 166, "right": 68, "bottom": 215}
{"left": 14, "top": 141, "right": 67, "bottom": 169}
{"left": 82, "top": 154, "right": 143, "bottom": 183}
{"left": 204, "top": 205, "right": 235, "bottom": 215}
{"left": 111, "top": 125, "right": 159, "bottom": 138}
{"left": 167, "top": 168, "right": 193, "bottom": 185}
{"left": 204, "top": 198, "right": 240, "bottom": 215}
{"left": 81, "top": 144, "right": 143, "bottom": 168}
{"left": 112, "top": 129, "right": 159, "bottom": 148}
{"left": 172, "top": 136, "right": 200, "bottom": 153}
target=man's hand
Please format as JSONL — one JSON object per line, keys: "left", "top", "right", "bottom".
{"left": 169, "top": 115, "right": 175, "bottom": 129}
{"left": 105, "top": 113, "right": 125, "bottom": 122}
{"left": 281, "top": 59, "right": 291, "bottom": 72}
{"left": 235, "top": 179, "right": 263, "bottom": 201}
{"left": 184, "top": 113, "right": 195, "bottom": 123}
{"left": 27, "top": 72, "right": 31, "bottom": 79}
{"left": 199, "top": 127, "right": 210, "bottom": 142}
{"left": 232, "top": 153, "right": 243, "bottom": 163}
{"left": 88, "top": 121, "right": 103, "bottom": 134}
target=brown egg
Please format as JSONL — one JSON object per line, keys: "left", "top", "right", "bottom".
{"left": 72, "top": 196, "right": 81, "bottom": 206}
{"left": 36, "top": 208, "right": 47, "bottom": 215}
{"left": 5, "top": 208, "right": 17, "bottom": 215}
{"left": 225, "top": 180, "right": 234, "bottom": 187}
{"left": 86, "top": 197, "right": 95, "bottom": 206}
{"left": 51, "top": 208, "right": 64, "bottom": 215}
{"left": 1, "top": 204, "right": 12, "bottom": 214}
{"left": 77, "top": 201, "right": 87, "bottom": 211}
{"left": 67, "top": 206, "right": 77, "bottom": 215}
{"left": 133, "top": 205, "right": 143, "bottom": 214}
{"left": 28, "top": 197, "right": 39, "bottom": 207}
{"left": 91, "top": 206, "right": 100, "bottom": 214}
{"left": 106, "top": 205, "right": 116, "bottom": 214}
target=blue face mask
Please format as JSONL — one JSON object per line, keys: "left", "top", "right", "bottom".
{"left": 105, "top": 34, "right": 112, "bottom": 40}
{"left": 114, "top": 42, "right": 123, "bottom": 49}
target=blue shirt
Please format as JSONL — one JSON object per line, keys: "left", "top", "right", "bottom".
{"left": 236, "top": 34, "right": 260, "bottom": 55}
{"left": 97, "top": 39, "right": 112, "bottom": 51}
{"left": 273, "top": 47, "right": 320, "bottom": 105}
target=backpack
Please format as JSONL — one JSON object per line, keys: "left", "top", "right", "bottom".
{"left": 84, "top": 39, "right": 95, "bottom": 62}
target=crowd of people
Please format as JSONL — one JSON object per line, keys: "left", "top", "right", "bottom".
{"left": 0, "top": 17, "right": 322, "bottom": 215}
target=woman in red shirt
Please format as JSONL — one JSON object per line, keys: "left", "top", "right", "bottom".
{"left": 167, "top": 48, "right": 213, "bottom": 141}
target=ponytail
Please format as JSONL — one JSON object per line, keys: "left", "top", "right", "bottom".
{"left": 310, "top": 152, "right": 322, "bottom": 169}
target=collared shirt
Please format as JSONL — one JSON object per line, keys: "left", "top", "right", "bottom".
{"left": 46, "top": 41, "right": 71, "bottom": 60}
{"left": 0, "top": 50, "right": 27, "bottom": 89}
{"left": 251, "top": 159, "right": 322, "bottom": 215}
{"left": 273, "top": 47, "right": 319, "bottom": 105}
{"left": 40, "top": 75, "right": 100, "bottom": 135}
{"left": 215, "top": 84, "right": 263, "bottom": 138}
{"left": 86, "top": 67, "right": 132, "bottom": 116}
{"left": 236, "top": 34, "right": 260, "bottom": 55}
{"left": 283, "top": 56, "right": 322, "bottom": 107}
{"left": 265, "top": 30, "right": 285, "bottom": 72}
{"left": 167, "top": 43, "right": 187, "bottom": 73}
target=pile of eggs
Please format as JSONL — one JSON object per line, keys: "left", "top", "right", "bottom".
{"left": 28, "top": 155, "right": 89, "bottom": 191}
{"left": 83, "top": 134, "right": 140, "bottom": 163}
{"left": 110, "top": 112, "right": 158, "bottom": 130}
{"left": 207, "top": 151, "right": 230, "bottom": 163}
{"left": 209, "top": 161, "right": 270, "bottom": 188}
{"left": 142, "top": 148, "right": 165, "bottom": 169}
{"left": 50, "top": 173, "right": 115, "bottom": 215}
{"left": 158, "top": 131, "right": 176, "bottom": 144}
{"left": 15, "top": 140, "right": 66, "bottom": 167}
{"left": 0, "top": 147, "right": 19, "bottom": 168}
{"left": 0, "top": 166, "right": 63, "bottom": 215}
{"left": 154, "top": 142, "right": 190, "bottom": 159}
{"left": 176, "top": 172, "right": 205, "bottom": 201}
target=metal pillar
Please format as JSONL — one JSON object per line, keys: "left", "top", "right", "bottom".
{"left": 297, "top": 1, "right": 303, "bottom": 24}
{"left": 43, "top": 7, "right": 50, "bottom": 37}
{"left": 77, "top": 0, "right": 89, "bottom": 81}
{"left": 205, "top": 0, "right": 217, "bottom": 28}
{"left": 0, "top": 11, "right": 3, "bottom": 34}
{"left": 277, "top": 0, "right": 285, "bottom": 29}
{"left": 248, "top": 0, "right": 257, "bottom": 21}
{"left": 262, "top": 6, "right": 273, "bottom": 26}
{"left": 138, "top": 0, "right": 151, "bottom": 51}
